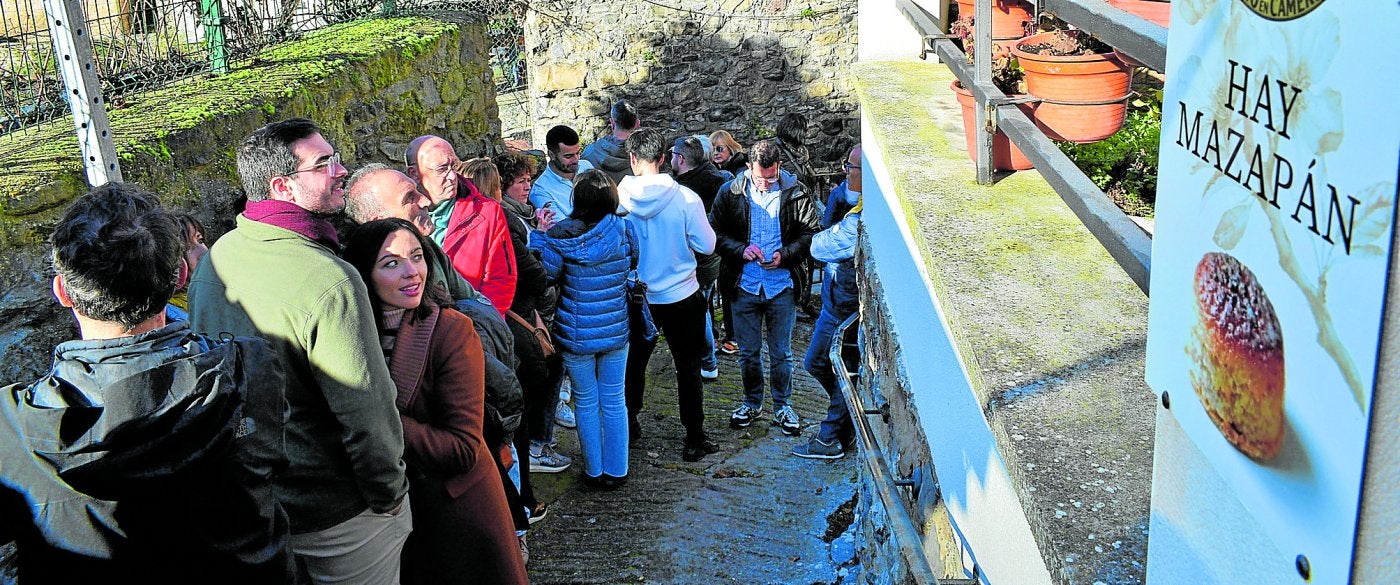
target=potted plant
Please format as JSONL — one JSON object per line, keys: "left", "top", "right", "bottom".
{"left": 953, "top": 0, "right": 1035, "bottom": 49}
{"left": 951, "top": 20, "right": 1034, "bottom": 171}
{"left": 1011, "top": 29, "right": 1132, "bottom": 143}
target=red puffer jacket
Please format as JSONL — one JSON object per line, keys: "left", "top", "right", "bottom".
{"left": 441, "top": 177, "right": 517, "bottom": 315}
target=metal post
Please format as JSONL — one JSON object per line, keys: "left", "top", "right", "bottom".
{"left": 200, "top": 0, "right": 228, "bottom": 75}
{"left": 972, "top": 0, "right": 994, "bottom": 183}
{"left": 42, "top": 0, "right": 122, "bottom": 186}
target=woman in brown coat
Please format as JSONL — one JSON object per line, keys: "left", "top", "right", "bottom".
{"left": 344, "top": 218, "right": 529, "bottom": 585}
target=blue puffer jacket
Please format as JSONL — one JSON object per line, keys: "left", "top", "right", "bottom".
{"left": 531, "top": 214, "right": 637, "bottom": 354}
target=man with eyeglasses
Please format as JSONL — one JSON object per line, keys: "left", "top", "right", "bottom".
{"left": 794, "top": 144, "right": 863, "bottom": 460}
{"left": 190, "top": 118, "right": 413, "bottom": 584}
{"left": 530, "top": 125, "right": 594, "bottom": 219}
{"left": 710, "top": 139, "right": 821, "bottom": 437}
{"left": 406, "top": 135, "right": 518, "bottom": 315}
{"left": 822, "top": 146, "right": 862, "bottom": 228}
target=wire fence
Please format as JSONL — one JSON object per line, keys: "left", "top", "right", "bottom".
{"left": 0, "top": 0, "right": 526, "bottom": 137}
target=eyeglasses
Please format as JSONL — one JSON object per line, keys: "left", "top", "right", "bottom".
{"left": 427, "top": 162, "right": 457, "bottom": 178}
{"left": 285, "top": 152, "right": 341, "bottom": 177}
{"left": 843, "top": 161, "right": 859, "bottom": 171}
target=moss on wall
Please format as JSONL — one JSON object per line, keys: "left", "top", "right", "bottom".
{"left": 0, "top": 14, "right": 499, "bottom": 382}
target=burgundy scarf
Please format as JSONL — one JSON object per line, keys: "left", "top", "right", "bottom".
{"left": 244, "top": 199, "right": 341, "bottom": 250}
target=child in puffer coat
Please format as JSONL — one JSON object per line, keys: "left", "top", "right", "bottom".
{"left": 530, "top": 169, "right": 639, "bottom": 489}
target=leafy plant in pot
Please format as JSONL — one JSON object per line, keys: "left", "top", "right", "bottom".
{"left": 1011, "top": 28, "right": 1133, "bottom": 143}
{"left": 951, "top": 16, "right": 1035, "bottom": 171}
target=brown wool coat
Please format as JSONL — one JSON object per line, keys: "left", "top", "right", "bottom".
{"left": 388, "top": 304, "right": 528, "bottom": 585}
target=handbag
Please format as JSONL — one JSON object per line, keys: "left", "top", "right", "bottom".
{"left": 626, "top": 270, "right": 659, "bottom": 344}
{"left": 506, "top": 308, "right": 557, "bottom": 358}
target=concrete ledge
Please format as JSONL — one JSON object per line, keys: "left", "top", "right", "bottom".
{"left": 854, "top": 61, "right": 1154, "bottom": 584}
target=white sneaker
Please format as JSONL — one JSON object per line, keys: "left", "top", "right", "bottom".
{"left": 555, "top": 401, "right": 577, "bottom": 429}
{"left": 558, "top": 377, "right": 572, "bottom": 403}
{"left": 701, "top": 365, "right": 719, "bottom": 380}
{"left": 773, "top": 405, "right": 801, "bottom": 436}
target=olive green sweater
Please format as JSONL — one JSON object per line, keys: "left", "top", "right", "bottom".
{"left": 189, "top": 215, "right": 408, "bottom": 534}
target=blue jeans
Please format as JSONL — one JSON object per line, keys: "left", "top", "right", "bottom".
{"left": 733, "top": 287, "right": 797, "bottom": 410}
{"left": 564, "top": 346, "right": 630, "bottom": 477}
{"left": 803, "top": 301, "right": 858, "bottom": 443}
{"left": 700, "top": 285, "right": 718, "bottom": 371}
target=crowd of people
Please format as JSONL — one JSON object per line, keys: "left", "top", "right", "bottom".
{"left": 0, "top": 99, "right": 863, "bottom": 584}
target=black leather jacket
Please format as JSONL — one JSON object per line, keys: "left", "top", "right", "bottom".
{"left": 710, "top": 169, "right": 821, "bottom": 295}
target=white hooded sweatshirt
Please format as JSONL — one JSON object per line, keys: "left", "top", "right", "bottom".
{"left": 617, "top": 173, "right": 717, "bottom": 304}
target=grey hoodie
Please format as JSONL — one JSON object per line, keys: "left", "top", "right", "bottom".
{"left": 617, "top": 173, "right": 717, "bottom": 304}
{"left": 581, "top": 134, "right": 632, "bottom": 183}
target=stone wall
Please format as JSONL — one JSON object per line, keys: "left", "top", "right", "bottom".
{"left": 523, "top": 0, "right": 858, "bottom": 177}
{"left": 0, "top": 15, "right": 499, "bottom": 383}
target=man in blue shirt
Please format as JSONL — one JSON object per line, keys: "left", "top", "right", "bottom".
{"left": 530, "top": 124, "right": 595, "bottom": 218}
{"left": 710, "top": 140, "right": 821, "bottom": 436}
{"left": 793, "top": 145, "right": 863, "bottom": 459}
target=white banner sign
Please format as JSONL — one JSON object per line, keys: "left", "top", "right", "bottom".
{"left": 1146, "top": 0, "right": 1398, "bottom": 581}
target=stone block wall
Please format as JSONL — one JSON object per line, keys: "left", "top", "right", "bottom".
{"left": 0, "top": 15, "right": 499, "bottom": 383}
{"left": 522, "top": 0, "right": 858, "bottom": 176}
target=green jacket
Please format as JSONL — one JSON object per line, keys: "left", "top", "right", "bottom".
{"left": 189, "top": 215, "right": 408, "bottom": 534}
{"left": 426, "top": 236, "right": 489, "bottom": 306}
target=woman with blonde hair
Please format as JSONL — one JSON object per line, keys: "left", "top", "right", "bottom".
{"left": 706, "top": 130, "right": 747, "bottom": 355}
{"left": 709, "top": 130, "right": 749, "bottom": 177}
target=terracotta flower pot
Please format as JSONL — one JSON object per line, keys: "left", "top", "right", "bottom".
{"left": 955, "top": 0, "right": 1034, "bottom": 44}
{"left": 1012, "top": 31, "right": 1132, "bottom": 143}
{"left": 1107, "top": 0, "right": 1171, "bottom": 28}
{"left": 1113, "top": 48, "right": 1142, "bottom": 69}
{"left": 951, "top": 80, "right": 1034, "bottom": 171}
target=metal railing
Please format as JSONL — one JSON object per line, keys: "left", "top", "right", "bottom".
{"left": 895, "top": 0, "right": 1157, "bottom": 295}
{"left": 834, "top": 311, "right": 958, "bottom": 585}
{"left": 0, "top": 0, "right": 524, "bottom": 139}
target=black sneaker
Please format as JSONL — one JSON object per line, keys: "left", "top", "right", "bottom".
{"left": 682, "top": 439, "right": 720, "bottom": 462}
{"left": 602, "top": 473, "right": 628, "bottom": 489}
{"left": 839, "top": 433, "right": 858, "bottom": 451}
{"left": 729, "top": 404, "right": 764, "bottom": 429}
{"left": 527, "top": 501, "right": 549, "bottom": 524}
{"left": 792, "top": 438, "right": 845, "bottom": 460}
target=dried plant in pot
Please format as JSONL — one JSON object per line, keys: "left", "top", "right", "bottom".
{"left": 1012, "top": 28, "right": 1133, "bottom": 143}
{"left": 950, "top": 24, "right": 1034, "bottom": 171}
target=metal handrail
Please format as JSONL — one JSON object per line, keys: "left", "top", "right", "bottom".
{"left": 894, "top": 0, "right": 1153, "bottom": 295}
{"left": 832, "top": 312, "right": 943, "bottom": 585}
